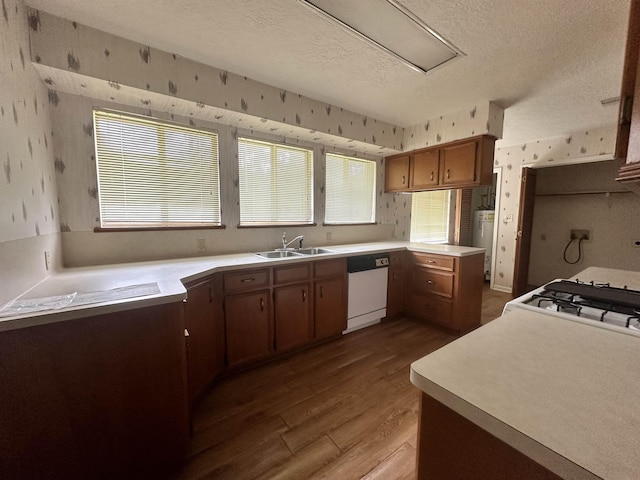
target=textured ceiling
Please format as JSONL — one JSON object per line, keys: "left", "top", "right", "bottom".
{"left": 26, "top": 0, "right": 631, "bottom": 147}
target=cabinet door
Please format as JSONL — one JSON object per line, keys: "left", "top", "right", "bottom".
{"left": 410, "top": 150, "right": 440, "bottom": 189}
{"left": 225, "top": 290, "right": 272, "bottom": 368}
{"left": 385, "top": 154, "right": 410, "bottom": 192}
{"left": 185, "top": 277, "right": 225, "bottom": 402}
{"left": 315, "top": 276, "right": 346, "bottom": 339}
{"left": 440, "top": 141, "right": 478, "bottom": 186}
{"left": 408, "top": 292, "right": 453, "bottom": 327}
{"left": 387, "top": 267, "right": 405, "bottom": 318}
{"left": 274, "top": 283, "right": 313, "bottom": 352}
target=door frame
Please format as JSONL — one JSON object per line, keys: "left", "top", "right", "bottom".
{"left": 489, "top": 168, "right": 502, "bottom": 291}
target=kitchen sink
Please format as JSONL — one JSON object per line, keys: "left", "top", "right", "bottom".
{"left": 295, "top": 247, "right": 335, "bottom": 255}
{"left": 254, "top": 250, "right": 302, "bottom": 258}
{"left": 254, "top": 247, "right": 335, "bottom": 258}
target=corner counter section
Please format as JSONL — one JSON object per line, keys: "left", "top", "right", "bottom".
{"left": 410, "top": 308, "right": 640, "bottom": 480}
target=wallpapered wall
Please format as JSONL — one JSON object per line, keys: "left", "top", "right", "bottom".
{"left": 0, "top": 0, "right": 60, "bottom": 303}
{"left": 492, "top": 126, "right": 618, "bottom": 292}
{"left": 52, "top": 91, "right": 401, "bottom": 266}
{"left": 28, "top": 10, "right": 404, "bottom": 154}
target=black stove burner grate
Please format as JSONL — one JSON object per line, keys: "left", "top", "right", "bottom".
{"left": 543, "top": 280, "right": 640, "bottom": 313}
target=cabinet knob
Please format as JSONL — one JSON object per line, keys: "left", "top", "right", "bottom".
{"left": 402, "top": 175, "right": 406, "bottom": 184}
{"left": 184, "top": 328, "right": 190, "bottom": 337}
{"left": 427, "top": 280, "right": 434, "bottom": 285}
{"left": 260, "top": 297, "right": 265, "bottom": 311}
{"left": 446, "top": 169, "right": 450, "bottom": 179}
{"left": 320, "top": 285, "right": 324, "bottom": 298}
{"left": 430, "top": 172, "right": 434, "bottom": 181}
{"left": 302, "top": 289, "right": 307, "bottom": 301}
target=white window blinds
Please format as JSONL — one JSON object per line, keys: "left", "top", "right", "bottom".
{"left": 238, "top": 138, "right": 313, "bottom": 225}
{"left": 93, "top": 110, "right": 221, "bottom": 228}
{"left": 410, "top": 190, "right": 451, "bottom": 243}
{"left": 325, "top": 153, "right": 376, "bottom": 224}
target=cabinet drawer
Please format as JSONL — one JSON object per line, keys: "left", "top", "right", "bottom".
{"left": 314, "top": 258, "right": 346, "bottom": 278}
{"left": 223, "top": 268, "right": 270, "bottom": 294}
{"left": 412, "top": 268, "right": 454, "bottom": 298}
{"left": 411, "top": 252, "right": 454, "bottom": 271}
{"left": 274, "top": 263, "right": 311, "bottom": 285}
{"left": 408, "top": 293, "right": 453, "bottom": 326}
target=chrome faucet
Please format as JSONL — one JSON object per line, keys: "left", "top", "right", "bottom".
{"left": 281, "top": 232, "right": 304, "bottom": 250}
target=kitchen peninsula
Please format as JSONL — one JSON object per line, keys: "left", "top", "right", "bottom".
{"left": 410, "top": 269, "right": 640, "bottom": 479}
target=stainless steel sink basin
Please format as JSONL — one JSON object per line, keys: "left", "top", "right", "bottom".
{"left": 255, "top": 250, "right": 302, "bottom": 258}
{"left": 295, "top": 247, "right": 334, "bottom": 255}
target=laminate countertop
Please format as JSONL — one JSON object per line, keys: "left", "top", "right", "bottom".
{"left": 410, "top": 307, "right": 640, "bottom": 480}
{"left": 0, "top": 241, "right": 484, "bottom": 332}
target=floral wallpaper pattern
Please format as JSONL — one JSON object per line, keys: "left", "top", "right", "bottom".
{"left": 28, "top": 10, "right": 404, "bottom": 156}
{"left": 0, "top": 0, "right": 58, "bottom": 243}
{"left": 492, "top": 127, "right": 616, "bottom": 291}
{"left": 403, "top": 101, "right": 504, "bottom": 151}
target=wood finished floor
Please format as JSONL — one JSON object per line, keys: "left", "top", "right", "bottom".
{"left": 173, "top": 284, "right": 512, "bottom": 480}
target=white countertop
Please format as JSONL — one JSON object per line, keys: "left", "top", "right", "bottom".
{"left": 0, "top": 241, "right": 484, "bottom": 331}
{"left": 410, "top": 307, "right": 640, "bottom": 480}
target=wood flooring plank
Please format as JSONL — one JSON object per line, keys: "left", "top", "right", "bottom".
{"left": 257, "top": 435, "right": 341, "bottom": 480}
{"left": 280, "top": 374, "right": 392, "bottom": 454}
{"left": 327, "top": 383, "right": 419, "bottom": 452}
{"left": 174, "top": 415, "right": 291, "bottom": 480}
{"left": 360, "top": 442, "right": 416, "bottom": 480}
{"left": 189, "top": 383, "right": 315, "bottom": 455}
{"left": 307, "top": 398, "right": 418, "bottom": 480}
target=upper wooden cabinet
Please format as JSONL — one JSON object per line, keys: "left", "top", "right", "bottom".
{"left": 384, "top": 135, "right": 496, "bottom": 193}
{"left": 385, "top": 154, "right": 410, "bottom": 191}
{"left": 615, "top": 0, "right": 640, "bottom": 187}
{"left": 410, "top": 150, "right": 440, "bottom": 189}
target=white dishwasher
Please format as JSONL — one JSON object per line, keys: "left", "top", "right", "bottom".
{"left": 344, "top": 253, "right": 389, "bottom": 334}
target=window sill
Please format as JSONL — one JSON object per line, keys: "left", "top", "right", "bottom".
{"left": 94, "top": 225, "right": 226, "bottom": 232}
{"left": 322, "top": 222, "right": 377, "bottom": 226}
{"left": 237, "top": 223, "right": 317, "bottom": 229}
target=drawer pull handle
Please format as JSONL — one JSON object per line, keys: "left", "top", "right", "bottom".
{"left": 184, "top": 328, "right": 190, "bottom": 338}
{"left": 402, "top": 175, "right": 406, "bottom": 184}
{"left": 430, "top": 172, "right": 434, "bottom": 181}
{"left": 427, "top": 260, "right": 436, "bottom": 264}
{"left": 241, "top": 277, "right": 256, "bottom": 283}
{"left": 320, "top": 286, "right": 324, "bottom": 298}
{"left": 302, "top": 289, "right": 307, "bottom": 301}
{"left": 427, "top": 280, "right": 434, "bottom": 285}
{"left": 260, "top": 297, "right": 265, "bottom": 311}
{"left": 446, "top": 169, "right": 450, "bottom": 179}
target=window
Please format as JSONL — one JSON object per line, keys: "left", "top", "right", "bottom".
{"left": 93, "top": 110, "right": 221, "bottom": 228}
{"left": 238, "top": 137, "right": 313, "bottom": 225}
{"left": 410, "top": 190, "right": 451, "bottom": 243}
{"left": 325, "top": 153, "right": 376, "bottom": 224}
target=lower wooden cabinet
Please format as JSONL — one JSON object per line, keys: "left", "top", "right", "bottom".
{"left": 315, "top": 275, "right": 346, "bottom": 339}
{"left": 224, "top": 289, "right": 273, "bottom": 368}
{"left": 184, "top": 276, "right": 225, "bottom": 403}
{"left": 0, "top": 303, "right": 189, "bottom": 479}
{"left": 274, "top": 282, "right": 313, "bottom": 351}
{"left": 408, "top": 252, "right": 483, "bottom": 333}
{"left": 314, "top": 258, "right": 347, "bottom": 340}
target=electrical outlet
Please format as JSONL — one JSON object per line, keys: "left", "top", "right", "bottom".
{"left": 196, "top": 238, "right": 206, "bottom": 252}
{"left": 44, "top": 250, "right": 51, "bottom": 271}
{"left": 570, "top": 229, "right": 591, "bottom": 241}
